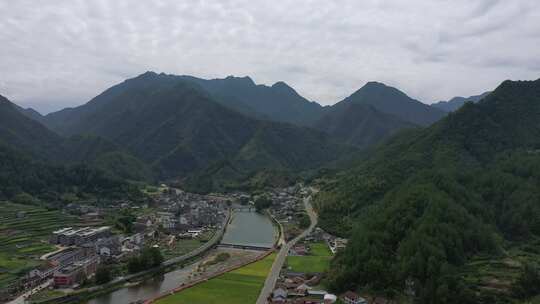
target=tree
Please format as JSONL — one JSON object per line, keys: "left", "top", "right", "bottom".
{"left": 127, "top": 247, "right": 164, "bottom": 274}
{"left": 127, "top": 256, "right": 142, "bottom": 274}
{"left": 254, "top": 195, "right": 272, "bottom": 212}
{"left": 95, "top": 266, "right": 112, "bottom": 284}
{"left": 298, "top": 213, "right": 310, "bottom": 229}
{"left": 513, "top": 263, "right": 540, "bottom": 299}
{"left": 12, "top": 192, "right": 38, "bottom": 205}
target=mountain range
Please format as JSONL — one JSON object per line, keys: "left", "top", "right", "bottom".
{"left": 0, "top": 72, "right": 462, "bottom": 192}
{"left": 432, "top": 91, "right": 491, "bottom": 112}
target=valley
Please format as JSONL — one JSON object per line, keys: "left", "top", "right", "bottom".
{"left": 2, "top": 72, "right": 540, "bottom": 304}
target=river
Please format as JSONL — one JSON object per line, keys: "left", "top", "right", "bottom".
{"left": 86, "top": 210, "right": 275, "bottom": 304}
{"left": 220, "top": 210, "right": 276, "bottom": 248}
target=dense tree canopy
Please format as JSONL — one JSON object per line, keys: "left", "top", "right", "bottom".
{"left": 316, "top": 79, "right": 540, "bottom": 303}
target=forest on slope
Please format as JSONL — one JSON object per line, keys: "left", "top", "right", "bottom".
{"left": 315, "top": 79, "right": 540, "bottom": 303}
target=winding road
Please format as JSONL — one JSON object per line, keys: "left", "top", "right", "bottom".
{"left": 255, "top": 193, "right": 318, "bottom": 304}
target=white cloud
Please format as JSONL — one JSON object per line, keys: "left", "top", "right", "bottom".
{"left": 0, "top": 0, "right": 538, "bottom": 113}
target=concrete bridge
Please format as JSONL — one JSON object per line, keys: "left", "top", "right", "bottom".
{"left": 218, "top": 243, "right": 271, "bottom": 251}
{"left": 232, "top": 206, "right": 255, "bottom": 212}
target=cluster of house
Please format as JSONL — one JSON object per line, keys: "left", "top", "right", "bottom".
{"left": 132, "top": 189, "right": 227, "bottom": 235}
{"left": 289, "top": 228, "right": 348, "bottom": 256}
{"left": 269, "top": 271, "right": 349, "bottom": 304}
{"left": 25, "top": 243, "right": 100, "bottom": 289}
{"left": 21, "top": 225, "right": 148, "bottom": 290}
{"left": 267, "top": 187, "right": 307, "bottom": 240}
{"left": 270, "top": 281, "right": 369, "bottom": 304}
{"left": 269, "top": 188, "right": 303, "bottom": 220}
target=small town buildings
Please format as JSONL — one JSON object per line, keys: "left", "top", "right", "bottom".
{"left": 272, "top": 287, "right": 288, "bottom": 303}
{"left": 46, "top": 247, "right": 86, "bottom": 268}
{"left": 53, "top": 256, "right": 99, "bottom": 288}
{"left": 289, "top": 244, "right": 309, "bottom": 256}
{"left": 329, "top": 238, "right": 348, "bottom": 254}
{"left": 341, "top": 291, "right": 367, "bottom": 304}
{"left": 50, "top": 226, "right": 111, "bottom": 246}
{"left": 26, "top": 263, "right": 58, "bottom": 280}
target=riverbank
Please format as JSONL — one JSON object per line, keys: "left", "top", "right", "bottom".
{"left": 151, "top": 251, "right": 277, "bottom": 304}
{"left": 28, "top": 209, "right": 232, "bottom": 304}
{"left": 255, "top": 194, "right": 318, "bottom": 304}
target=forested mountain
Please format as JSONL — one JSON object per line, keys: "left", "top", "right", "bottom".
{"left": 315, "top": 78, "right": 540, "bottom": 303}
{"left": 0, "top": 94, "right": 152, "bottom": 183}
{"left": 43, "top": 73, "right": 445, "bottom": 156}
{"left": 0, "top": 102, "right": 142, "bottom": 202}
{"left": 336, "top": 81, "right": 446, "bottom": 126}
{"left": 0, "top": 141, "right": 142, "bottom": 202}
{"left": 432, "top": 91, "right": 491, "bottom": 112}
{"left": 312, "top": 102, "right": 417, "bottom": 148}
{"left": 39, "top": 72, "right": 353, "bottom": 191}
{"left": 0, "top": 95, "right": 63, "bottom": 159}
{"left": 177, "top": 75, "right": 324, "bottom": 125}
{"left": 13, "top": 104, "right": 47, "bottom": 124}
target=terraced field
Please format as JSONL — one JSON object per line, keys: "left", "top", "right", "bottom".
{"left": 0, "top": 202, "right": 79, "bottom": 288}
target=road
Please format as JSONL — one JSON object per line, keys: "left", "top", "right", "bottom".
{"left": 255, "top": 194, "right": 318, "bottom": 304}
{"left": 7, "top": 279, "right": 52, "bottom": 304}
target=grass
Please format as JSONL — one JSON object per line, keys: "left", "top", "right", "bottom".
{"left": 0, "top": 201, "right": 79, "bottom": 288}
{"left": 28, "top": 289, "right": 66, "bottom": 302}
{"left": 286, "top": 242, "right": 333, "bottom": 273}
{"left": 157, "top": 253, "right": 276, "bottom": 304}
{"left": 161, "top": 230, "right": 215, "bottom": 259}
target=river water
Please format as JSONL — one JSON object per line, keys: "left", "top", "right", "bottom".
{"left": 86, "top": 210, "right": 275, "bottom": 304}
{"left": 221, "top": 210, "right": 276, "bottom": 248}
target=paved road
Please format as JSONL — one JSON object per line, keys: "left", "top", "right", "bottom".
{"left": 255, "top": 194, "right": 318, "bottom": 304}
{"left": 7, "top": 279, "right": 52, "bottom": 304}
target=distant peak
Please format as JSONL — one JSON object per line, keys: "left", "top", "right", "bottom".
{"left": 224, "top": 75, "right": 255, "bottom": 86}
{"left": 139, "top": 71, "right": 158, "bottom": 77}
{"left": 362, "top": 81, "right": 389, "bottom": 89}
{"left": 271, "top": 81, "right": 295, "bottom": 92}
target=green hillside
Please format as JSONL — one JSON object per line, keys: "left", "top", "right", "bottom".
{"left": 40, "top": 73, "right": 354, "bottom": 191}
{"left": 313, "top": 103, "right": 417, "bottom": 149}
{"left": 315, "top": 79, "right": 540, "bottom": 303}
{"left": 339, "top": 81, "right": 446, "bottom": 126}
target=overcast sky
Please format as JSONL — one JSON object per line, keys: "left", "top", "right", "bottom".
{"left": 1, "top": 0, "right": 539, "bottom": 114}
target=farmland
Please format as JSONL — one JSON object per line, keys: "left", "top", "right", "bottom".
{"left": 157, "top": 253, "right": 276, "bottom": 304}
{"left": 0, "top": 202, "right": 79, "bottom": 288}
{"left": 286, "top": 242, "right": 333, "bottom": 273}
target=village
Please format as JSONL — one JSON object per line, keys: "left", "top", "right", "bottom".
{"left": 2, "top": 184, "right": 368, "bottom": 304}
{"left": 4, "top": 186, "right": 235, "bottom": 302}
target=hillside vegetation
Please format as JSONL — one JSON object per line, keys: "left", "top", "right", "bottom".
{"left": 315, "top": 79, "right": 540, "bottom": 303}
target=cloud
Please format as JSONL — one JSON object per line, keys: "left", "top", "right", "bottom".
{"left": 0, "top": 0, "right": 539, "bottom": 113}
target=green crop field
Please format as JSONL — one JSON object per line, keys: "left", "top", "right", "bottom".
{"left": 287, "top": 242, "right": 333, "bottom": 273}
{"left": 157, "top": 253, "right": 276, "bottom": 304}
{"left": 0, "top": 202, "right": 79, "bottom": 288}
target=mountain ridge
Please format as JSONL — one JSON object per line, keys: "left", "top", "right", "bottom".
{"left": 432, "top": 91, "right": 491, "bottom": 112}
